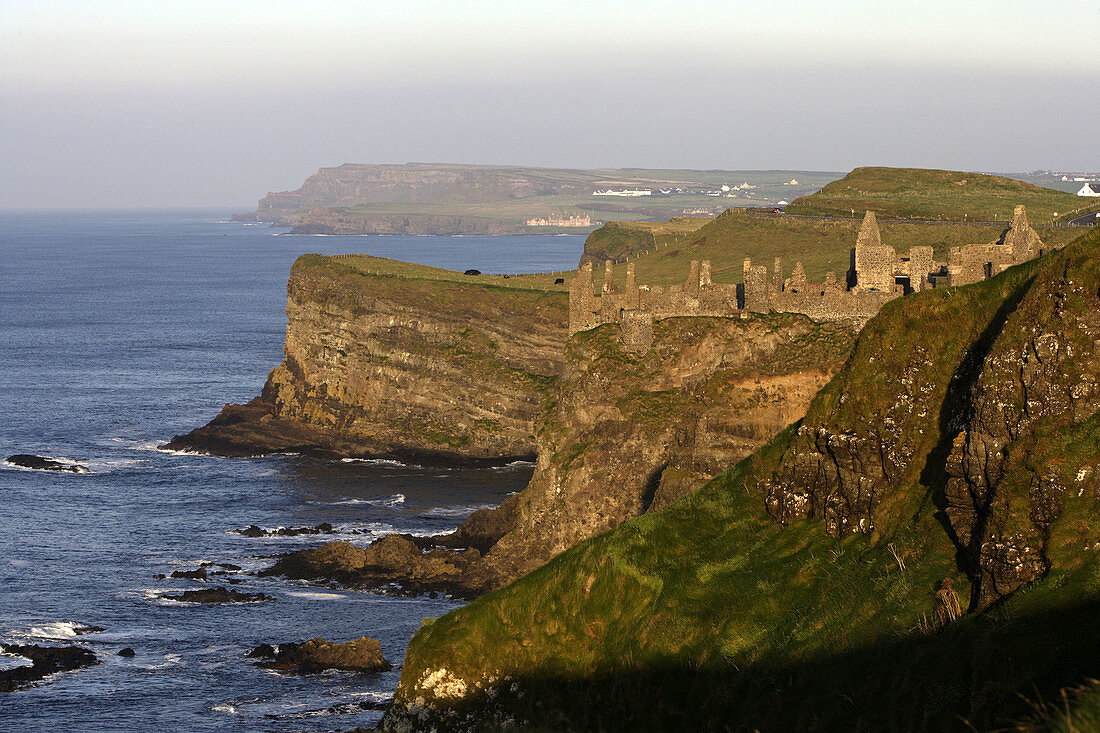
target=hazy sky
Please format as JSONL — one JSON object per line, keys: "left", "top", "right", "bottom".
{"left": 2, "top": 0, "right": 1097, "bottom": 208}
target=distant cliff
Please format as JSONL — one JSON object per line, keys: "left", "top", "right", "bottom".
{"left": 232, "top": 163, "right": 843, "bottom": 235}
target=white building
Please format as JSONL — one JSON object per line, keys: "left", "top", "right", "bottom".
{"left": 1077, "top": 183, "right": 1100, "bottom": 197}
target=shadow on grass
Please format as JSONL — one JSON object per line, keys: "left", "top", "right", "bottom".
{"left": 404, "top": 596, "right": 1100, "bottom": 733}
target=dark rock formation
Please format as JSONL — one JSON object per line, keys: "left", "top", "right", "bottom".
{"left": 262, "top": 535, "right": 484, "bottom": 598}
{"left": 247, "top": 637, "right": 390, "bottom": 674}
{"left": 0, "top": 644, "right": 98, "bottom": 692}
{"left": 236, "top": 523, "right": 333, "bottom": 538}
{"left": 117, "top": 648, "right": 135, "bottom": 658}
{"left": 6, "top": 455, "right": 88, "bottom": 473}
{"left": 165, "top": 586, "right": 273, "bottom": 604}
{"left": 170, "top": 568, "right": 207, "bottom": 580}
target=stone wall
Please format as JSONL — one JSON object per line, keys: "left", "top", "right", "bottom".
{"left": 569, "top": 204, "right": 1047, "bottom": 346}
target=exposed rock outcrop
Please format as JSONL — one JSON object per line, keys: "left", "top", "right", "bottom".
{"left": 247, "top": 637, "right": 390, "bottom": 674}
{"left": 0, "top": 644, "right": 98, "bottom": 692}
{"left": 261, "top": 535, "right": 484, "bottom": 598}
{"left": 166, "top": 255, "right": 568, "bottom": 463}
{"left": 6, "top": 455, "right": 88, "bottom": 473}
{"left": 165, "top": 587, "right": 273, "bottom": 604}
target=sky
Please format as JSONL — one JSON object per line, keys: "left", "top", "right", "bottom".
{"left": 1, "top": 0, "right": 1097, "bottom": 208}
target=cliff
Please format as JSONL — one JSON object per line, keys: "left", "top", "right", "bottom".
{"left": 260, "top": 311, "right": 857, "bottom": 597}
{"left": 232, "top": 162, "right": 841, "bottom": 235}
{"left": 578, "top": 217, "right": 708, "bottom": 265}
{"left": 166, "top": 255, "right": 569, "bottom": 464}
{"left": 381, "top": 227, "right": 1100, "bottom": 732}
{"left": 458, "top": 312, "right": 856, "bottom": 590}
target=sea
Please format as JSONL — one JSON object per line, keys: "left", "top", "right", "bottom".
{"left": 0, "top": 209, "right": 585, "bottom": 731}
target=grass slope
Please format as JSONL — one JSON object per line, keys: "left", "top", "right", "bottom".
{"left": 389, "top": 229, "right": 1100, "bottom": 732}
{"left": 587, "top": 208, "right": 1081, "bottom": 289}
{"left": 785, "top": 166, "right": 1082, "bottom": 222}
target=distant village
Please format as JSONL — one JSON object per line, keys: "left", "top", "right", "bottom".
{"left": 591, "top": 179, "right": 800, "bottom": 199}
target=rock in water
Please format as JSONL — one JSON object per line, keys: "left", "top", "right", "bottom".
{"left": 117, "top": 648, "right": 135, "bottom": 658}
{"left": 0, "top": 644, "right": 98, "bottom": 692}
{"left": 6, "top": 455, "right": 89, "bottom": 473}
{"left": 170, "top": 568, "right": 207, "bottom": 580}
{"left": 249, "top": 637, "right": 389, "bottom": 674}
{"left": 164, "top": 586, "right": 273, "bottom": 604}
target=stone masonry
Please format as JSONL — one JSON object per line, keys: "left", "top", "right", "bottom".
{"left": 569, "top": 205, "right": 1047, "bottom": 350}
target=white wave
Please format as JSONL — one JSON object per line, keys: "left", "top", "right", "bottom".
{"left": 332, "top": 493, "right": 405, "bottom": 507}
{"left": 228, "top": 521, "right": 399, "bottom": 544}
{"left": 420, "top": 503, "right": 498, "bottom": 518}
{"left": 211, "top": 703, "right": 238, "bottom": 715}
{"left": 492, "top": 460, "right": 536, "bottom": 471}
{"left": 0, "top": 653, "right": 32, "bottom": 671}
{"left": 25, "top": 621, "right": 103, "bottom": 640}
{"left": 284, "top": 591, "right": 349, "bottom": 601}
{"left": 340, "top": 457, "right": 408, "bottom": 467}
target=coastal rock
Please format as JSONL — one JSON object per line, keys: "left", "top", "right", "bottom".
{"left": 117, "top": 648, "right": 135, "bottom": 658}
{"left": 248, "top": 637, "right": 390, "bottom": 674}
{"left": 0, "top": 644, "right": 98, "bottom": 692}
{"left": 262, "top": 535, "right": 484, "bottom": 597}
{"left": 165, "top": 586, "right": 273, "bottom": 604}
{"left": 236, "top": 523, "right": 334, "bottom": 538}
{"left": 165, "top": 254, "right": 568, "bottom": 463}
{"left": 170, "top": 568, "right": 207, "bottom": 580}
{"left": 6, "top": 455, "right": 88, "bottom": 473}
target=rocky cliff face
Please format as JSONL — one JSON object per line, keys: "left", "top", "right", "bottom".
{"left": 167, "top": 255, "right": 567, "bottom": 463}
{"left": 380, "top": 230, "right": 1100, "bottom": 733}
{"left": 761, "top": 231, "right": 1100, "bottom": 611}
{"left": 259, "top": 312, "right": 856, "bottom": 597}
{"left": 466, "top": 314, "right": 856, "bottom": 588}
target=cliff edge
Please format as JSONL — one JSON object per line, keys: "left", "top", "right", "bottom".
{"left": 166, "top": 256, "right": 569, "bottom": 464}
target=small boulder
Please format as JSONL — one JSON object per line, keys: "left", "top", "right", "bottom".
{"left": 170, "top": 568, "right": 207, "bottom": 581}
{"left": 252, "top": 637, "right": 389, "bottom": 674}
{"left": 117, "top": 648, "right": 135, "bottom": 658}
{"left": 165, "top": 586, "right": 273, "bottom": 604}
{"left": 6, "top": 455, "right": 88, "bottom": 473}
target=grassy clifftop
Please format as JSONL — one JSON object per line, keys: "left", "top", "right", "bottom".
{"left": 582, "top": 207, "right": 1080, "bottom": 289}
{"left": 382, "top": 228, "right": 1100, "bottom": 732}
{"left": 785, "top": 166, "right": 1082, "bottom": 221}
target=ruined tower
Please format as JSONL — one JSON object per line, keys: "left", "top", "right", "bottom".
{"left": 851, "top": 211, "right": 895, "bottom": 291}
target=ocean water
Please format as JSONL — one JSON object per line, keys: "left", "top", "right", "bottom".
{"left": 0, "top": 210, "right": 584, "bottom": 731}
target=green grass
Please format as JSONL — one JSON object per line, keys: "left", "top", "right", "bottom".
{"left": 583, "top": 207, "right": 1080, "bottom": 290}
{"left": 784, "top": 166, "right": 1082, "bottom": 222}
{"left": 580, "top": 217, "right": 708, "bottom": 262}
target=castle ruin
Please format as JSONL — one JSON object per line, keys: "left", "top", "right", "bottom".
{"left": 570, "top": 205, "right": 1046, "bottom": 352}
